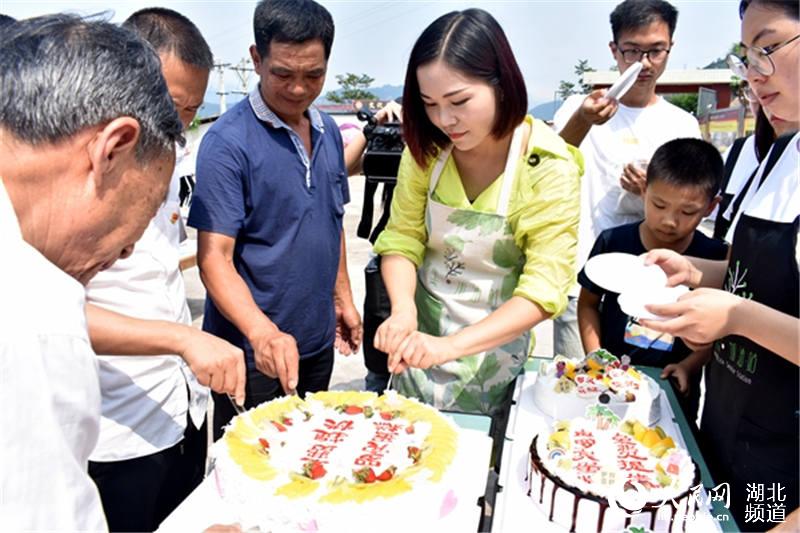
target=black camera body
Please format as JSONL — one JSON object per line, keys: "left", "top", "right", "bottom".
{"left": 358, "top": 108, "right": 404, "bottom": 183}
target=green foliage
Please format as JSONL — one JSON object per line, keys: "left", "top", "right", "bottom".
{"left": 666, "top": 93, "right": 699, "bottom": 115}
{"left": 703, "top": 42, "right": 742, "bottom": 69}
{"left": 557, "top": 80, "right": 576, "bottom": 100}
{"left": 474, "top": 356, "right": 501, "bottom": 385}
{"left": 557, "top": 59, "right": 595, "bottom": 99}
{"left": 414, "top": 287, "right": 444, "bottom": 336}
{"left": 443, "top": 235, "right": 466, "bottom": 253}
{"left": 574, "top": 59, "right": 595, "bottom": 94}
{"left": 492, "top": 239, "right": 522, "bottom": 269}
{"left": 446, "top": 211, "right": 505, "bottom": 236}
{"left": 455, "top": 390, "right": 483, "bottom": 412}
{"left": 325, "top": 72, "right": 376, "bottom": 103}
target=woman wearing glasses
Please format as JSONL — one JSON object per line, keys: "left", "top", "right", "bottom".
{"left": 642, "top": 1, "right": 798, "bottom": 529}
{"left": 716, "top": 11, "right": 800, "bottom": 240}
{"left": 372, "top": 9, "right": 582, "bottom": 417}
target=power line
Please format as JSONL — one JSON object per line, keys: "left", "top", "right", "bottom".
{"left": 229, "top": 58, "right": 255, "bottom": 95}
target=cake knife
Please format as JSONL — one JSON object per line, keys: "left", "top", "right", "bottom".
{"left": 227, "top": 393, "right": 246, "bottom": 416}
{"left": 384, "top": 371, "right": 395, "bottom": 394}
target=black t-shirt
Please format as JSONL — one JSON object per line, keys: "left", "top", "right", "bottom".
{"left": 577, "top": 221, "right": 729, "bottom": 367}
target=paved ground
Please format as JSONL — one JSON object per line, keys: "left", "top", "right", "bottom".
{"left": 182, "top": 174, "right": 554, "bottom": 390}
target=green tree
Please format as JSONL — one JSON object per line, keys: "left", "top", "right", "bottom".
{"left": 666, "top": 93, "right": 699, "bottom": 115}
{"left": 556, "top": 59, "right": 595, "bottom": 100}
{"left": 574, "top": 59, "right": 595, "bottom": 94}
{"left": 325, "top": 72, "right": 376, "bottom": 103}
{"left": 703, "top": 42, "right": 742, "bottom": 69}
{"left": 703, "top": 43, "right": 750, "bottom": 106}
{"left": 556, "top": 80, "right": 576, "bottom": 101}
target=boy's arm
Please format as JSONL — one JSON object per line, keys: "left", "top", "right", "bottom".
{"left": 677, "top": 347, "right": 713, "bottom": 375}
{"left": 577, "top": 288, "right": 603, "bottom": 356}
{"left": 661, "top": 346, "right": 713, "bottom": 395}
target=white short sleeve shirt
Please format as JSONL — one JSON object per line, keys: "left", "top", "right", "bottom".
{"left": 86, "top": 148, "right": 209, "bottom": 462}
{"left": 0, "top": 181, "right": 106, "bottom": 531}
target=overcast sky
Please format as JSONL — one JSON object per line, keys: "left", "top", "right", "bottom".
{"left": 3, "top": 0, "right": 743, "bottom": 106}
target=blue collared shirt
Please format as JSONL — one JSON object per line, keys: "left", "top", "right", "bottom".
{"left": 188, "top": 88, "right": 349, "bottom": 364}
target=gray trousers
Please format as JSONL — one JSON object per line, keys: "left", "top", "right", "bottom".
{"left": 552, "top": 295, "right": 584, "bottom": 358}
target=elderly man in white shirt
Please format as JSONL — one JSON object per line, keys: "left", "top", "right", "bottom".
{"left": 0, "top": 14, "right": 186, "bottom": 530}
{"left": 84, "top": 9, "right": 245, "bottom": 531}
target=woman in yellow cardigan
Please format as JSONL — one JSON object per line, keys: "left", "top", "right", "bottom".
{"left": 373, "top": 8, "right": 583, "bottom": 416}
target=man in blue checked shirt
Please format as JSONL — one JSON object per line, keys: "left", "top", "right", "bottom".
{"left": 188, "top": 0, "right": 362, "bottom": 440}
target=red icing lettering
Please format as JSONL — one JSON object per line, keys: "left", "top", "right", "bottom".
{"left": 302, "top": 444, "right": 337, "bottom": 462}
{"left": 312, "top": 429, "right": 349, "bottom": 443}
{"left": 323, "top": 419, "right": 355, "bottom": 431}
{"left": 354, "top": 453, "right": 383, "bottom": 467}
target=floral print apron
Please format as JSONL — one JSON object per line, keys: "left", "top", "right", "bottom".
{"left": 394, "top": 125, "right": 529, "bottom": 415}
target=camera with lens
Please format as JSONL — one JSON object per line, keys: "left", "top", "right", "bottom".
{"left": 357, "top": 107, "right": 404, "bottom": 184}
{"left": 355, "top": 104, "right": 405, "bottom": 387}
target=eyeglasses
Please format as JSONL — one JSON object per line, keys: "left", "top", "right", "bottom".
{"left": 616, "top": 46, "right": 671, "bottom": 64}
{"left": 728, "top": 34, "right": 800, "bottom": 78}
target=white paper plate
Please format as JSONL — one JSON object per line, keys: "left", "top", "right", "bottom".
{"left": 583, "top": 252, "right": 667, "bottom": 294}
{"left": 618, "top": 285, "right": 690, "bottom": 320}
{"left": 605, "top": 61, "right": 643, "bottom": 100}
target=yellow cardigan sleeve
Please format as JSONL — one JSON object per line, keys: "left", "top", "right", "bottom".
{"left": 372, "top": 147, "right": 430, "bottom": 267}
{"left": 510, "top": 129, "right": 583, "bottom": 318}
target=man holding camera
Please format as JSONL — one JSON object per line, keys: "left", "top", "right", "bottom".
{"left": 188, "top": 0, "right": 362, "bottom": 439}
{"left": 341, "top": 100, "right": 403, "bottom": 393}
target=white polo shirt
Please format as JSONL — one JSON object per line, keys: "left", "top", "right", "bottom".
{"left": 86, "top": 147, "right": 209, "bottom": 462}
{"left": 0, "top": 180, "right": 106, "bottom": 530}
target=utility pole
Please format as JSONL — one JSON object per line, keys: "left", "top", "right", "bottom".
{"left": 229, "top": 58, "right": 254, "bottom": 96}
{"left": 214, "top": 62, "right": 230, "bottom": 115}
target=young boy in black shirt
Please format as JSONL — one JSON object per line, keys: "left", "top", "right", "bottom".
{"left": 577, "top": 138, "right": 728, "bottom": 424}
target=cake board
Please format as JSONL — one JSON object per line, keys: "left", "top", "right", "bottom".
{"left": 158, "top": 421, "right": 492, "bottom": 532}
{"left": 492, "top": 369, "right": 731, "bottom": 533}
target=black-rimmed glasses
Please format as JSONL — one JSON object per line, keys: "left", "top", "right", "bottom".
{"left": 616, "top": 47, "right": 671, "bottom": 64}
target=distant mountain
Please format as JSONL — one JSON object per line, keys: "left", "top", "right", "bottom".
{"left": 530, "top": 100, "right": 561, "bottom": 122}
{"left": 199, "top": 85, "right": 404, "bottom": 117}
{"left": 369, "top": 84, "right": 404, "bottom": 101}
{"left": 318, "top": 84, "right": 404, "bottom": 105}
{"left": 197, "top": 95, "right": 246, "bottom": 119}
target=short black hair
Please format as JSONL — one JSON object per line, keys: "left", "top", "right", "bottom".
{"left": 0, "top": 14, "right": 16, "bottom": 31}
{"left": 739, "top": 0, "right": 799, "bottom": 20}
{"left": 123, "top": 8, "right": 213, "bottom": 70}
{"left": 402, "top": 9, "right": 527, "bottom": 167}
{"left": 0, "top": 14, "right": 183, "bottom": 162}
{"left": 253, "top": 0, "right": 334, "bottom": 59}
{"left": 610, "top": 0, "right": 679, "bottom": 42}
{"left": 647, "top": 138, "right": 723, "bottom": 200}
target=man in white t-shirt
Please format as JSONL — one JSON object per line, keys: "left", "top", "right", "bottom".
{"left": 84, "top": 9, "right": 245, "bottom": 532}
{"left": 0, "top": 15, "right": 185, "bottom": 530}
{"left": 552, "top": 0, "right": 701, "bottom": 358}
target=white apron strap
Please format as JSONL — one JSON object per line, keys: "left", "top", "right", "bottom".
{"left": 427, "top": 121, "right": 526, "bottom": 214}
{"left": 496, "top": 123, "right": 526, "bottom": 217}
{"left": 428, "top": 146, "right": 454, "bottom": 196}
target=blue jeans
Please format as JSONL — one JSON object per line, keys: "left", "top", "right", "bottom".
{"left": 212, "top": 346, "right": 334, "bottom": 440}
{"left": 364, "top": 369, "right": 390, "bottom": 393}
{"left": 552, "top": 295, "right": 584, "bottom": 358}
